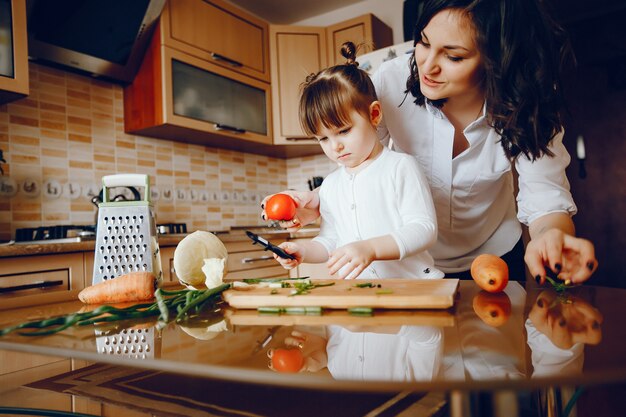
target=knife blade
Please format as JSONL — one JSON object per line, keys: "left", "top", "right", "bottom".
{"left": 246, "top": 231, "right": 296, "bottom": 260}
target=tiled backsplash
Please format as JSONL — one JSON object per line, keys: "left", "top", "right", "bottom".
{"left": 0, "top": 64, "right": 339, "bottom": 241}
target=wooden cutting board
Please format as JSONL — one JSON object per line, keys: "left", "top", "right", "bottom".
{"left": 222, "top": 278, "right": 459, "bottom": 310}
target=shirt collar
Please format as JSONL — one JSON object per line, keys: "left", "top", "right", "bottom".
{"left": 424, "top": 99, "right": 445, "bottom": 119}
{"left": 425, "top": 99, "right": 488, "bottom": 129}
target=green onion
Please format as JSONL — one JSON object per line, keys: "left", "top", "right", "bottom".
{"left": 348, "top": 307, "right": 373, "bottom": 316}
{"left": 0, "top": 284, "right": 231, "bottom": 337}
{"left": 258, "top": 306, "right": 282, "bottom": 314}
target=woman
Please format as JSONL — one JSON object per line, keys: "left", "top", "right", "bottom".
{"left": 263, "top": 0, "right": 597, "bottom": 284}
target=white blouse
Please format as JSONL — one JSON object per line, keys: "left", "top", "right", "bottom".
{"left": 313, "top": 146, "right": 444, "bottom": 279}
{"left": 372, "top": 53, "right": 577, "bottom": 272}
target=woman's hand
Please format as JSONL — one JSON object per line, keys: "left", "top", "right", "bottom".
{"left": 261, "top": 190, "right": 320, "bottom": 232}
{"left": 525, "top": 228, "right": 598, "bottom": 285}
{"left": 273, "top": 242, "right": 302, "bottom": 270}
{"left": 528, "top": 290, "right": 603, "bottom": 349}
{"left": 328, "top": 241, "right": 376, "bottom": 279}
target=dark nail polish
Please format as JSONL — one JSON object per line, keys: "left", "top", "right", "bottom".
{"left": 587, "top": 261, "right": 595, "bottom": 271}
{"left": 537, "top": 299, "right": 544, "bottom": 307}
{"left": 261, "top": 203, "right": 265, "bottom": 209}
{"left": 558, "top": 319, "right": 566, "bottom": 327}
{"left": 535, "top": 275, "right": 541, "bottom": 284}
{"left": 261, "top": 214, "right": 266, "bottom": 221}
{"left": 554, "top": 263, "right": 562, "bottom": 272}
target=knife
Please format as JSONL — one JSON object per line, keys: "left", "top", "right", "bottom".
{"left": 246, "top": 231, "right": 296, "bottom": 260}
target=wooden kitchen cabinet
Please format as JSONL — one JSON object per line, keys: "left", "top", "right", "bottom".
{"left": 161, "top": 0, "right": 270, "bottom": 83}
{"left": 269, "top": 25, "right": 326, "bottom": 153}
{"left": 124, "top": 24, "right": 273, "bottom": 154}
{"left": 0, "top": 253, "right": 85, "bottom": 310}
{"left": 159, "top": 245, "right": 178, "bottom": 283}
{"left": 326, "top": 14, "right": 393, "bottom": 66}
{"left": 0, "top": 0, "right": 29, "bottom": 104}
{"left": 224, "top": 239, "right": 289, "bottom": 281}
{"left": 267, "top": 14, "right": 391, "bottom": 156}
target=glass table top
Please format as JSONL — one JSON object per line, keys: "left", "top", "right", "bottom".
{"left": 0, "top": 280, "right": 624, "bottom": 392}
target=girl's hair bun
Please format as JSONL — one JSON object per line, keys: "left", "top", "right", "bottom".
{"left": 340, "top": 41, "right": 359, "bottom": 67}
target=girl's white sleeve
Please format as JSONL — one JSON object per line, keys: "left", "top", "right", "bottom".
{"left": 312, "top": 184, "right": 338, "bottom": 255}
{"left": 390, "top": 156, "right": 438, "bottom": 259}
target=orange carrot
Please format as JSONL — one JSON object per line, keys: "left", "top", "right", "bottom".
{"left": 78, "top": 271, "right": 157, "bottom": 304}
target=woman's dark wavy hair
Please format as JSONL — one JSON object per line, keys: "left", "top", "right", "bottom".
{"left": 405, "top": 0, "right": 574, "bottom": 160}
{"left": 299, "top": 42, "right": 378, "bottom": 136}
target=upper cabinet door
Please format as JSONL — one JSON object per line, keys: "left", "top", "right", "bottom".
{"left": 162, "top": 0, "right": 270, "bottom": 83}
{"left": 0, "top": 0, "right": 29, "bottom": 104}
{"left": 326, "top": 14, "right": 393, "bottom": 66}
{"left": 270, "top": 25, "right": 327, "bottom": 146}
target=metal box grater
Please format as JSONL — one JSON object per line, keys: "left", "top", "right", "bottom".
{"left": 92, "top": 174, "right": 162, "bottom": 285}
{"left": 95, "top": 327, "right": 161, "bottom": 359}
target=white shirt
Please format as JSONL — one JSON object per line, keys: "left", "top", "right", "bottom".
{"left": 326, "top": 325, "right": 444, "bottom": 382}
{"left": 313, "top": 146, "right": 444, "bottom": 279}
{"left": 373, "top": 53, "right": 577, "bottom": 272}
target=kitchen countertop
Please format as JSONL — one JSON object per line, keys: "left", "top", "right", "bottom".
{"left": 0, "top": 227, "right": 299, "bottom": 258}
{"left": 0, "top": 280, "right": 624, "bottom": 396}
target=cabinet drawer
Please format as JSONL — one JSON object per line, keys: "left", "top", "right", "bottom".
{"left": 0, "top": 269, "right": 69, "bottom": 295}
{"left": 227, "top": 250, "right": 276, "bottom": 272}
{"left": 225, "top": 265, "right": 288, "bottom": 281}
{"left": 163, "top": 0, "right": 269, "bottom": 82}
{"left": 0, "top": 253, "right": 85, "bottom": 310}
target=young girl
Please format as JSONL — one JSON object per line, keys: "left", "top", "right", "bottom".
{"left": 273, "top": 42, "right": 443, "bottom": 280}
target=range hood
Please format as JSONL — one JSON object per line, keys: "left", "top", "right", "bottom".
{"left": 26, "top": 0, "right": 165, "bottom": 84}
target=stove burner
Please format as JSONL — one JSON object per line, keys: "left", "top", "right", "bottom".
{"left": 156, "top": 223, "right": 187, "bottom": 235}
{"left": 15, "top": 225, "right": 96, "bottom": 242}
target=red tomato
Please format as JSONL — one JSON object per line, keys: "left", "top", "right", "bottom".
{"left": 271, "top": 348, "right": 304, "bottom": 373}
{"left": 265, "top": 194, "right": 297, "bottom": 221}
{"left": 470, "top": 254, "right": 509, "bottom": 293}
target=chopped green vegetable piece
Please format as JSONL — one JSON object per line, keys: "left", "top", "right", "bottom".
{"left": 258, "top": 306, "right": 282, "bottom": 314}
{"left": 545, "top": 275, "right": 572, "bottom": 293}
{"left": 354, "top": 282, "right": 374, "bottom": 288}
{"left": 348, "top": 307, "right": 373, "bottom": 316}
{"left": 285, "top": 307, "right": 306, "bottom": 315}
{"left": 376, "top": 289, "right": 394, "bottom": 295}
{"left": 305, "top": 306, "right": 323, "bottom": 315}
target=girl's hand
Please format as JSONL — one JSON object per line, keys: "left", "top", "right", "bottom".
{"left": 525, "top": 229, "right": 598, "bottom": 285}
{"left": 328, "top": 241, "right": 376, "bottom": 279}
{"left": 273, "top": 242, "right": 302, "bottom": 270}
{"left": 261, "top": 190, "right": 320, "bottom": 232}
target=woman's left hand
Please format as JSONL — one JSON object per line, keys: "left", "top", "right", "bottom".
{"left": 525, "top": 228, "right": 598, "bottom": 284}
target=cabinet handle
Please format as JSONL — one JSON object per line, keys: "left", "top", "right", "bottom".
{"left": 241, "top": 255, "right": 274, "bottom": 264}
{"left": 0, "top": 280, "right": 64, "bottom": 294}
{"left": 286, "top": 137, "right": 317, "bottom": 141}
{"left": 214, "top": 124, "right": 246, "bottom": 134}
{"left": 211, "top": 52, "right": 243, "bottom": 68}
